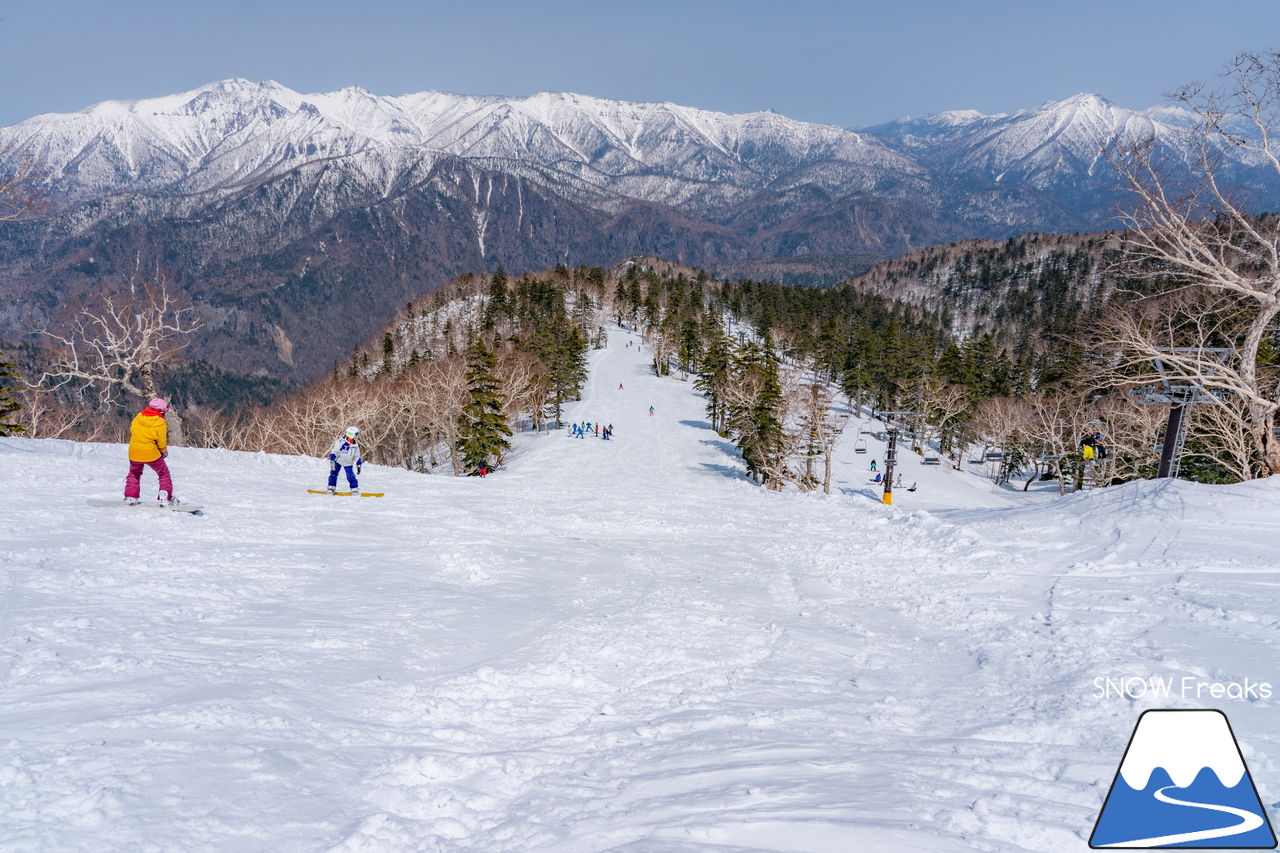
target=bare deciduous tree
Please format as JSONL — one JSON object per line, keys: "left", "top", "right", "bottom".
{"left": 1109, "top": 50, "right": 1280, "bottom": 475}
{"left": 794, "top": 381, "right": 851, "bottom": 494}
{"left": 1186, "top": 392, "right": 1260, "bottom": 481}
{"left": 41, "top": 272, "right": 203, "bottom": 404}
{"left": 971, "top": 395, "right": 1035, "bottom": 484}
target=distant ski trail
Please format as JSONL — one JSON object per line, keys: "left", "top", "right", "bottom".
{"left": 1105, "top": 785, "right": 1264, "bottom": 847}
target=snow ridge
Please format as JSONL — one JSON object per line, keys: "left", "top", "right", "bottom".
{"left": 0, "top": 79, "right": 904, "bottom": 207}
{"left": 9, "top": 80, "right": 1247, "bottom": 220}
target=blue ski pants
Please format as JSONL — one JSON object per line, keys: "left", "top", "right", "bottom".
{"left": 328, "top": 464, "right": 358, "bottom": 490}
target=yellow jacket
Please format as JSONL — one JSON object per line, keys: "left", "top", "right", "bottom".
{"left": 128, "top": 409, "right": 168, "bottom": 462}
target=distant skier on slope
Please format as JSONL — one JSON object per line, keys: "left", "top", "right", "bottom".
{"left": 326, "top": 427, "right": 362, "bottom": 494}
{"left": 124, "top": 398, "right": 177, "bottom": 506}
{"left": 649, "top": 406, "right": 654, "bottom": 416}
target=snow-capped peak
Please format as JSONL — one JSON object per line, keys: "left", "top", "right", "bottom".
{"left": 0, "top": 78, "right": 900, "bottom": 207}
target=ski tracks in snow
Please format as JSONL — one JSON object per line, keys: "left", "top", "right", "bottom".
{"left": 4, "top": 332, "right": 1280, "bottom": 852}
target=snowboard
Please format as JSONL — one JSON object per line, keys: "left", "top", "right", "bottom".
{"left": 87, "top": 499, "right": 203, "bottom": 513}
{"left": 307, "top": 490, "right": 385, "bottom": 497}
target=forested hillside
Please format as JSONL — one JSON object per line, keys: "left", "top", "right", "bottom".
{"left": 837, "top": 231, "right": 1125, "bottom": 344}
{"left": 5, "top": 243, "right": 1271, "bottom": 490}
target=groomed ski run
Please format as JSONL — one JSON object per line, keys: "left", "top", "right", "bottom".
{"left": 2, "top": 329, "right": 1279, "bottom": 852}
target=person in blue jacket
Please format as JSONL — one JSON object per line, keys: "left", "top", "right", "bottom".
{"left": 326, "top": 426, "right": 362, "bottom": 494}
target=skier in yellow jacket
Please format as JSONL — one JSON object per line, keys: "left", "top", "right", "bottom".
{"left": 125, "top": 398, "right": 177, "bottom": 506}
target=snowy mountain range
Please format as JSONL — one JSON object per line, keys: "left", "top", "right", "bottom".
{"left": 860, "top": 93, "right": 1277, "bottom": 218}
{"left": 1, "top": 80, "right": 1277, "bottom": 379}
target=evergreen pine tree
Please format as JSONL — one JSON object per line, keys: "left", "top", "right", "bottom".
{"left": 381, "top": 332, "right": 395, "bottom": 374}
{"left": 937, "top": 343, "right": 969, "bottom": 386}
{"left": 678, "top": 316, "right": 702, "bottom": 377}
{"left": 726, "top": 340, "right": 784, "bottom": 485}
{"left": 528, "top": 287, "right": 588, "bottom": 428}
{"left": 458, "top": 340, "right": 512, "bottom": 471}
{"left": 747, "top": 343, "right": 786, "bottom": 486}
{"left": 695, "top": 321, "right": 732, "bottom": 433}
{"left": 0, "top": 350, "right": 25, "bottom": 436}
{"left": 484, "top": 269, "right": 509, "bottom": 330}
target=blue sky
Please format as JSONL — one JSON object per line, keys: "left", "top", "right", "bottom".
{"left": 2, "top": 0, "right": 1275, "bottom": 128}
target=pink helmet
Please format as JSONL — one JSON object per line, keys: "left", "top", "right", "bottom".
{"left": 149, "top": 398, "right": 169, "bottom": 413}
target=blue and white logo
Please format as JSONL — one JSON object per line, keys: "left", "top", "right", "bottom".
{"left": 1091, "top": 709, "right": 1276, "bottom": 848}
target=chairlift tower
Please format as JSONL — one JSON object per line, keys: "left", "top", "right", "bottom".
{"left": 1133, "top": 350, "right": 1233, "bottom": 480}
{"left": 876, "top": 411, "right": 914, "bottom": 505}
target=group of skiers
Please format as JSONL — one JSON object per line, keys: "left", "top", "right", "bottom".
{"left": 570, "top": 421, "right": 613, "bottom": 440}
{"left": 120, "top": 398, "right": 371, "bottom": 504}
{"left": 123, "top": 395, "right": 961, "bottom": 503}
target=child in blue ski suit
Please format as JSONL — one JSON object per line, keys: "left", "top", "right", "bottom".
{"left": 327, "top": 426, "right": 362, "bottom": 494}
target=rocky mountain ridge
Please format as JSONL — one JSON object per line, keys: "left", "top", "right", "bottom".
{"left": 0, "top": 81, "right": 1275, "bottom": 382}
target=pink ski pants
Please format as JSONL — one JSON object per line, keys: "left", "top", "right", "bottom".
{"left": 125, "top": 457, "right": 173, "bottom": 500}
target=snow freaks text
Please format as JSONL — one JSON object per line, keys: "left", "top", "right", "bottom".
{"left": 1093, "top": 676, "right": 1272, "bottom": 701}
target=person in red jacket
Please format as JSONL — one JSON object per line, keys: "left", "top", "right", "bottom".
{"left": 125, "top": 398, "right": 177, "bottom": 505}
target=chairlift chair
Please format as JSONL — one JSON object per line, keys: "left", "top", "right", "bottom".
{"left": 854, "top": 438, "right": 868, "bottom": 454}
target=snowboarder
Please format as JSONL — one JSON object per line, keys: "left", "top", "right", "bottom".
{"left": 874, "top": 473, "right": 883, "bottom": 483}
{"left": 619, "top": 383, "right": 623, "bottom": 389}
{"left": 124, "top": 398, "right": 177, "bottom": 506}
{"left": 648, "top": 406, "right": 654, "bottom": 416}
{"left": 326, "top": 426, "right": 362, "bottom": 494}
{"left": 870, "top": 459, "right": 877, "bottom": 472}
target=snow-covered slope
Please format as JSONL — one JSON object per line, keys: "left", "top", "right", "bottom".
{"left": 3, "top": 329, "right": 1280, "bottom": 852}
